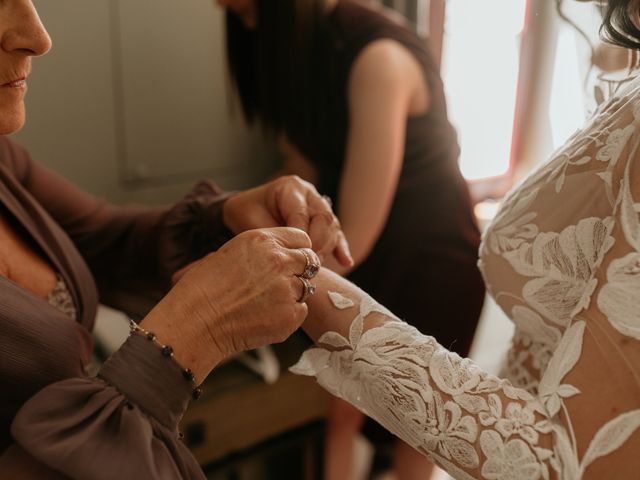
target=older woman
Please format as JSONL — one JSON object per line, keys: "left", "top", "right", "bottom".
{"left": 0, "top": 1, "right": 352, "bottom": 478}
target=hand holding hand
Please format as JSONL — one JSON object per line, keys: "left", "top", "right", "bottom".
{"left": 142, "top": 227, "right": 321, "bottom": 382}
{"left": 223, "top": 175, "right": 353, "bottom": 267}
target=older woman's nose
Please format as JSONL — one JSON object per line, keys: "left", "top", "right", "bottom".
{"left": 2, "top": 1, "right": 52, "bottom": 57}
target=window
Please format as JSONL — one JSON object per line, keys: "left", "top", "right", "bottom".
{"left": 548, "top": 2, "right": 604, "bottom": 150}
{"left": 437, "top": 0, "right": 609, "bottom": 206}
{"left": 441, "top": 0, "right": 527, "bottom": 181}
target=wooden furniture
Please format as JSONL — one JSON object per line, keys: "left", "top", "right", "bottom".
{"left": 180, "top": 334, "right": 330, "bottom": 479}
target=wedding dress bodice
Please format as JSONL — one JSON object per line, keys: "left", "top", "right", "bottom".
{"left": 292, "top": 77, "right": 640, "bottom": 479}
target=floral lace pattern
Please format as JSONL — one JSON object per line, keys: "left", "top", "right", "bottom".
{"left": 293, "top": 76, "right": 640, "bottom": 478}
{"left": 47, "top": 275, "right": 77, "bottom": 321}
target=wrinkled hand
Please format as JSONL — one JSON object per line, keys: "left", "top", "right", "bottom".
{"left": 152, "top": 228, "right": 320, "bottom": 379}
{"left": 223, "top": 175, "right": 353, "bottom": 267}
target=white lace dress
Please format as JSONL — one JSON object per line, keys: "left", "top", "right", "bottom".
{"left": 292, "top": 77, "right": 640, "bottom": 479}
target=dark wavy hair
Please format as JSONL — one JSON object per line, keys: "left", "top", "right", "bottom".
{"left": 225, "top": 0, "right": 329, "bottom": 133}
{"left": 600, "top": 0, "right": 640, "bottom": 49}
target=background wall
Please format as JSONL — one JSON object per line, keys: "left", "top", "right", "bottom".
{"left": 381, "top": 0, "right": 427, "bottom": 34}
{"left": 12, "top": 0, "right": 277, "bottom": 206}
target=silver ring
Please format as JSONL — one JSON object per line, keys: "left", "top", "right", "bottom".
{"left": 296, "top": 275, "right": 316, "bottom": 303}
{"left": 300, "top": 248, "right": 320, "bottom": 279}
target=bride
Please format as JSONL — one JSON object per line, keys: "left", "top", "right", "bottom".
{"left": 291, "top": 1, "right": 640, "bottom": 478}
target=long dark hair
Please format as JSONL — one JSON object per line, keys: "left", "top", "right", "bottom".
{"left": 601, "top": 0, "right": 640, "bottom": 50}
{"left": 225, "top": 0, "right": 330, "bottom": 134}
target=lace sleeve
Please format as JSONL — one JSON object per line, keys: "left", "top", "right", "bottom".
{"left": 292, "top": 284, "right": 640, "bottom": 480}
{"left": 293, "top": 291, "right": 556, "bottom": 480}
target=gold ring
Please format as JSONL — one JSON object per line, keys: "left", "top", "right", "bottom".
{"left": 296, "top": 275, "right": 316, "bottom": 303}
{"left": 300, "top": 248, "right": 320, "bottom": 279}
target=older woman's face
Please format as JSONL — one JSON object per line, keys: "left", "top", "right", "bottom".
{"left": 216, "top": 0, "right": 257, "bottom": 29}
{"left": 0, "top": 0, "right": 51, "bottom": 135}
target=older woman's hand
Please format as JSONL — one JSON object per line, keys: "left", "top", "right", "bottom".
{"left": 141, "top": 227, "right": 320, "bottom": 383}
{"left": 223, "top": 175, "right": 353, "bottom": 267}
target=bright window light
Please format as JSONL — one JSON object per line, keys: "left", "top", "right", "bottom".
{"left": 441, "top": 0, "right": 527, "bottom": 181}
{"left": 549, "top": 28, "right": 587, "bottom": 149}
{"left": 548, "top": 2, "right": 603, "bottom": 150}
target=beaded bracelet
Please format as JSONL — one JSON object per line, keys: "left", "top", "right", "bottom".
{"left": 128, "top": 319, "right": 203, "bottom": 401}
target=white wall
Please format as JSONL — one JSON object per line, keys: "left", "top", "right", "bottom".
{"left": 12, "top": 0, "right": 276, "bottom": 205}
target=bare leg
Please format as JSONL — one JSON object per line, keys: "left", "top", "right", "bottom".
{"left": 324, "top": 396, "right": 366, "bottom": 480}
{"left": 393, "top": 440, "right": 437, "bottom": 480}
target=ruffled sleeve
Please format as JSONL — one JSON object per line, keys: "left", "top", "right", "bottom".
{"left": 73, "top": 179, "right": 234, "bottom": 316}
{"left": 11, "top": 334, "right": 204, "bottom": 479}
{"left": 155, "top": 180, "right": 235, "bottom": 282}
{"left": 0, "top": 139, "right": 234, "bottom": 314}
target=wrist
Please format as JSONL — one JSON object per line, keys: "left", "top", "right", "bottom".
{"left": 128, "top": 319, "right": 204, "bottom": 400}
{"left": 140, "top": 297, "right": 224, "bottom": 384}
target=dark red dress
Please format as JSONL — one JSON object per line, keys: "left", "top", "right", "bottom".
{"left": 284, "top": 0, "right": 486, "bottom": 442}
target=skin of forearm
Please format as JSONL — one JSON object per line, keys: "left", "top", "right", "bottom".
{"left": 302, "top": 268, "right": 386, "bottom": 341}
{"left": 140, "top": 294, "right": 224, "bottom": 385}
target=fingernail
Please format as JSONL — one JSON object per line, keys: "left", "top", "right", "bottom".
{"left": 344, "top": 244, "right": 353, "bottom": 262}
{"left": 346, "top": 250, "right": 354, "bottom": 266}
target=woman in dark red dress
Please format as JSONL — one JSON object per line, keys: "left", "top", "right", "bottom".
{"left": 219, "top": 0, "right": 486, "bottom": 478}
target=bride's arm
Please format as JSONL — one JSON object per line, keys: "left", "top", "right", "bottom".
{"left": 295, "top": 268, "right": 640, "bottom": 480}
{"left": 298, "top": 269, "right": 554, "bottom": 480}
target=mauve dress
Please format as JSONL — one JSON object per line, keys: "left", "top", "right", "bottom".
{"left": 0, "top": 136, "right": 232, "bottom": 479}
{"left": 283, "top": 0, "right": 485, "bottom": 443}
